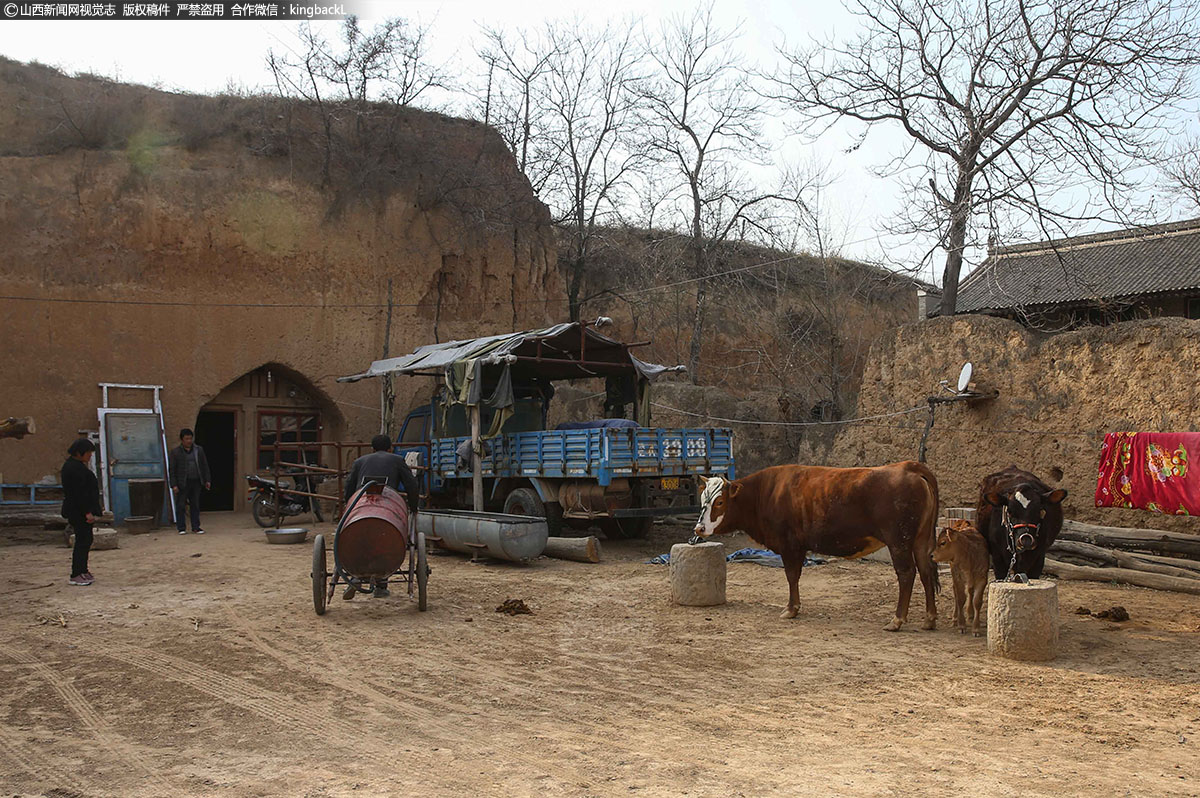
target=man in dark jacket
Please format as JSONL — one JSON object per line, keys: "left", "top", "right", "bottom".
{"left": 62, "top": 438, "right": 103, "bottom": 585}
{"left": 342, "top": 434, "right": 420, "bottom": 598}
{"left": 343, "top": 434, "right": 420, "bottom": 513}
{"left": 169, "top": 428, "right": 211, "bottom": 534}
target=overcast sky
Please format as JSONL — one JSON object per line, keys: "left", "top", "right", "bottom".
{"left": 2, "top": 0, "right": 1195, "bottom": 284}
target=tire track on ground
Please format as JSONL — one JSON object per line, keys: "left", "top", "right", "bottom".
{"left": 226, "top": 608, "right": 750, "bottom": 772}
{"left": 222, "top": 607, "right": 578, "bottom": 785}
{"left": 0, "top": 728, "right": 86, "bottom": 793}
{"left": 88, "top": 640, "right": 441, "bottom": 773}
{"left": 3, "top": 648, "right": 173, "bottom": 793}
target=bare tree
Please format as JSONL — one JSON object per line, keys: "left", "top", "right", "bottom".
{"left": 474, "top": 25, "right": 561, "bottom": 196}
{"left": 268, "top": 16, "right": 450, "bottom": 186}
{"left": 774, "top": 0, "right": 1200, "bottom": 316}
{"left": 541, "top": 21, "right": 649, "bottom": 321}
{"left": 638, "top": 5, "right": 802, "bottom": 382}
{"left": 1165, "top": 138, "right": 1200, "bottom": 210}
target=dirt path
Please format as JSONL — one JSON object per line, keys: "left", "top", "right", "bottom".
{"left": 2, "top": 513, "right": 1199, "bottom": 797}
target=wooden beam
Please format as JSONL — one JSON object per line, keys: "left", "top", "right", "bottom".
{"left": 470, "top": 404, "right": 483, "bottom": 512}
{"left": 1043, "top": 558, "right": 1200, "bottom": 595}
{"left": 1057, "top": 519, "right": 1200, "bottom": 562}
{"left": 1049, "top": 540, "right": 1200, "bottom": 580}
{"left": 543, "top": 536, "right": 601, "bottom": 563}
{"left": 0, "top": 417, "right": 35, "bottom": 440}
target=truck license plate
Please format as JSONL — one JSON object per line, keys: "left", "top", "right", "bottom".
{"left": 661, "top": 477, "right": 680, "bottom": 491}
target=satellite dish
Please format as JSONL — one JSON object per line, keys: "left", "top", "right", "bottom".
{"left": 957, "top": 362, "right": 973, "bottom": 393}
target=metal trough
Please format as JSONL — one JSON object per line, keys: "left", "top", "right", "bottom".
{"left": 417, "top": 510, "right": 548, "bottom": 563}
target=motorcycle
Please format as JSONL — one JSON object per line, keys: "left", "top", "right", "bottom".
{"left": 246, "top": 469, "right": 327, "bottom": 527}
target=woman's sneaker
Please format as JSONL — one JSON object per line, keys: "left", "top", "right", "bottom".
{"left": 68, "top": 574, "right": 94, "bottom": 586}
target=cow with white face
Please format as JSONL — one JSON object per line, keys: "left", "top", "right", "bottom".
{"left": 690, "top": 463, "right": 941, "bottom": 631}
{"left": 693, "top": 475, "right": 739, "bottom": 538}
{"left": 974, "top": 466, "right": 1067, "bottom": 581}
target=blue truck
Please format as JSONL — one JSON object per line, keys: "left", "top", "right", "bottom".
{"left": 394, "top": 393, "right": 734, "bottom": 537}
{"left": 339, "top": 322, "right": 736, "bottom": 538}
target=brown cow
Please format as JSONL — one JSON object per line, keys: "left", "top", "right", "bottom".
{"left": 932, "top": 519, "right": 989, "bottom": 636}
{"left": 694, "top": 461, "right": 940, "bottom": 631}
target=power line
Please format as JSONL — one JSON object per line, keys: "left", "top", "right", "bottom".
{"left": 652, "top": 401, "right": 1107, "bottom": 437}
{"left": 651, "top": 401, "right": 929, "bottom": 427}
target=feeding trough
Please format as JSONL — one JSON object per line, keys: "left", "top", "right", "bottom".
{"left": 124, "top": 515, "right": 155, "bottom": 535}
{"left": 417, "top": 510, "right": 548, "bottom": 563}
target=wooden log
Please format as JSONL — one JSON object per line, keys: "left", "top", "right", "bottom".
{"left": 0, "top": 417, "right": 35, "bottom": 440}
{"left": 1058, "top": 519, "right": 1200, "bottom": 562}
{"left": 1043, "top": 558, "right": 1200, "bottom": 595}
{"left": 1122, "top": 550, "right": 1200, "bottom": 574}
{"left": 1050, "top": 540, "right": 1200, "bottom": 580}
{"left": 543, "top": 535, "right": 601, "bottom": 563}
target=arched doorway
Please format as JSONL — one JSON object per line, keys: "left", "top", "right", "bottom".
{"left": 196, "top": 364, "right": 342, "bottom": 511}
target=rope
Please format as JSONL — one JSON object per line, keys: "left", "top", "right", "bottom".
{"left": 650, "top": 401, "right": 928, "bottom": 427}
{"left": 651, "top": 401, "right": 1108, "bottom": 437}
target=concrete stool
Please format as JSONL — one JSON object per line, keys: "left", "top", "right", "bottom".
{"left": 669, "top": 542, "right": 726, "bottom": 607}
{"left": 987, "top": 579, "right": 1058, "bottom": 661}
{"left": 69, "top": 527, "right": 119, "bottom": 551}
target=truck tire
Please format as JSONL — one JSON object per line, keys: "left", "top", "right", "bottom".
{"left": 504, "top": 487, "right": 564, "bottom": 536}
{"left": 599, "top": 516, "right": 652, "bottom": 539}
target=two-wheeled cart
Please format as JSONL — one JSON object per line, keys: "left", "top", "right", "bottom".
{"left": 311, "top": 481, "right": 428, "bottom": 615}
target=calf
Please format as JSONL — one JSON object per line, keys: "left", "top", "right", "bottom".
{"left": 932, "top": 520, "right": 989, "bottom": 636}
{"left": 694, "top": 461, "right": 940, "bottom": 632}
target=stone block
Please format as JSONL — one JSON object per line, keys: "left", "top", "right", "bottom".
{"left": 987, "top": 579, "right": 1058, "bottom": 662}
{"left": 68, "top": 527, "right": 119, "bottom": 551}
{"left": 669, "top": 542, "right": 726, "bottom": 607}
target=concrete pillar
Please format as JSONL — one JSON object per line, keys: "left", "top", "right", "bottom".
{"left": 669, "top": 542, "right": 726, "bottom": 607}
{"left": 987, "top": 580, "right": 1059, "bottom": 662}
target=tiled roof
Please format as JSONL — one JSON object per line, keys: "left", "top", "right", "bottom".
{"left": 957, "top": 218, "right": 1200, "bottom": 313}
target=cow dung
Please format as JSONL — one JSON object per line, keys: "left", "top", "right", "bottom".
{"left": 1095, "top": 606, "right": 1130, "bottom": 622}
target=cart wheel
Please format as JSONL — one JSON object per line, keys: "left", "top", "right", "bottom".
{"left": 312, "top": 534, "right": 328, "bottom": 616}
{"left": 416, "top": 531, "right": 428, "bottom": 612}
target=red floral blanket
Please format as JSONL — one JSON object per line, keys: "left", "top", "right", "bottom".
{"left": 1095, "top": 432, "right": 1198, "bottom": 515}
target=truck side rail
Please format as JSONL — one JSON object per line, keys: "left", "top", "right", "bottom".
{"left": 429, "top": 427, "right": 734, "bottom": 486}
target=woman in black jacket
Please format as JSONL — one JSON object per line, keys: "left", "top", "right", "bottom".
{"left": 62, "top": 438, "right": 102, "bottom": 586}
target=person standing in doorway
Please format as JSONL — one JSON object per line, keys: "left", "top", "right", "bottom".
{"left": 169, "top": 428, "right": 211, "bottom": 535}
{"left": 61, "top": 438, "right": 102, "bottom": 586}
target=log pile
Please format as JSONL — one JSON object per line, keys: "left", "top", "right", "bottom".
{"left": 1046, "top": 519, "right": 1200, "bottom": 594}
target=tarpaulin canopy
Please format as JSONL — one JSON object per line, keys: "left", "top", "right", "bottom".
{"left": 337, "top": 321, "right": 685, "bottom": 436}
{"left": 337, "top": 322, "right": 681, "bottom": 384}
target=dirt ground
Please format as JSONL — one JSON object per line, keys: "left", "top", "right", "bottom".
{"left": 1, "top": 513, "right": 1198, "bottom": 798}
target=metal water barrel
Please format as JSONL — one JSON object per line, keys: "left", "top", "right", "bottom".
{"left": 417, "top": 510, "right": 548, "bottom": 563}
{"left": 337, "top": 486, "right": 410, "bottom": 578}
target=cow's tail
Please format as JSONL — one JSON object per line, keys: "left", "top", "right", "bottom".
{"left": 908, "top": 461, "right": 941, "bottom": 595}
